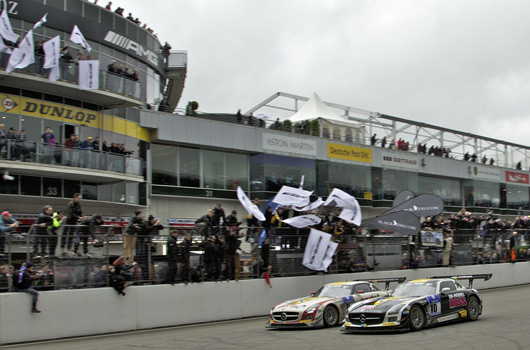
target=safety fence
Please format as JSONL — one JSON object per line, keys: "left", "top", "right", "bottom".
{"left": 1, "top": 225, "right": 529, "bottom": 292}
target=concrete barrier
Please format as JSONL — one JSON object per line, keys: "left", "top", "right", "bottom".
{"left": 1, "top": 262, "right": 529, "bottom": 345}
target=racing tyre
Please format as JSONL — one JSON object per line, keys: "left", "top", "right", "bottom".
{"left": 408, "top": 305, "right": 425, "bottom": 331}
{"left": 323, "top": 305, "right": 340, "bottom": 327}
{"left": 467, "top": 296, "right": 480, "bottom": 321}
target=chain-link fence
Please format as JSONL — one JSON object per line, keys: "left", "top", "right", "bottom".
{"left": 1, "top": 224, "right": 529, "bottom": 292}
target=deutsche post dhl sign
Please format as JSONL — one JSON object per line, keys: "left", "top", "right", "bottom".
{"left": 505, "top": 171, "right": 529, "bottom": 184}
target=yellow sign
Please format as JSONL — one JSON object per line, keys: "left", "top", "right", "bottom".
{"left": 327, "top": 143, "right": 372, "bottom": 163}
{"left": 0, "top": 94, "right": 150, "bottom": 141}
{"left": 1, "top": 94, "right": 100, "bottom": 127}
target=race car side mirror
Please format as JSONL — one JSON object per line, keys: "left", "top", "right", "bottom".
{"left": 440, "top": 287, "right": 451, "bottom": 295}
{"left": 310, "top": 292, "right": 316, "bottom": 296}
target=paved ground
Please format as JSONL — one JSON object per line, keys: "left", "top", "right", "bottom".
{"left": 2, "top": 284, "right": 529, "bottom": 350}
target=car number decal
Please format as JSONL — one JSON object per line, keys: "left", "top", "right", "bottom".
{"left": 426, "top": 294, "right": 441, "bottom": 316}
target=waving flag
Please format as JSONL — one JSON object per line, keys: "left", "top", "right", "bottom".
{"left": 273, "top": 185, "right": 312, "bottom": 207}
{"left": 361, "top": 211, "right": 420, "bottom": 236}
{"left": 302, "top": 229, "right": 337, "bottom": 271}
{"left": 323, "top": 188, "right": 362, "bottom": 226}
{"left": 282, "top": 214, "right": 321, "bottom": 228}
{"left": 237, "top": 186, "right": 265, "bottom": 221}
{"left": 6, "top": 30, "right": 34, "bottom": 73}
{"left": 70, "top": 25, "right": 92, "bottom": 52}
{"left": 33, "top": 13, "right": 48, "bottom": 30}
{"left": 43, "top": 35, "right": 59, "bottom": 69}
{"left": 383, "top": 194, "right": 444, "bottom": 217}
{"left": 0, "top": 10, "right": 18, "bottom": 42}
{"left": 294, "top": 197, "right": 323, "bottom": 212}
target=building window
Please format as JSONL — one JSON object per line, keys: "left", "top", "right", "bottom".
{"left": 179, "top": 147, "right": 200, "bottom": 187}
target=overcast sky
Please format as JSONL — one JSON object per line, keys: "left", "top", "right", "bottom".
{"left": 111, "top": 0, "right": 530, "bottom": 146}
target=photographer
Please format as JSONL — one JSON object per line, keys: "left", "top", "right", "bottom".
{"left": 11, "top": 262, "right": 41, "bottom": 313}
{"left": 73, "top": 215, "right": 104, "bottom": 257}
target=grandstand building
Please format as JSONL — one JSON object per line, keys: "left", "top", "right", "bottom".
{"left": 2, "top": 0, "right": 530, "bottom": 223}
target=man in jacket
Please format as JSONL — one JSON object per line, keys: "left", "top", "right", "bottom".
{"left": 11, "top": 262, "right": 41, "bottom": 313}
{"left": 165, "top": 230, "right": 179, "bottom": 285}
{"left": 180, "top": 232, "right": 192, "bottom": 283}
{"left": 34, "top": 205, "right": 53, "bottom": 257}
{"left": 124, "top": 210, "right": 144, "bottom": 261}
{"left": 63, "top": 193, "right": 84, "bottom": 256}
{"left": 74, "top": 215, "right": 104, "bottom": 257}
{"left": 0, "top": 211, "right": 18, "bottom": 258}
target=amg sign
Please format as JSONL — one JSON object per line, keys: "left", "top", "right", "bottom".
{"left": 104, "top": 31, "right": 158, "bottom": 66}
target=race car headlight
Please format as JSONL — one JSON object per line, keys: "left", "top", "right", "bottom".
{"left": 305, "top": 306, "right": 317, "bottom": 314}
{"left": 388, "top": 304, "right": 403, "bottom": 315}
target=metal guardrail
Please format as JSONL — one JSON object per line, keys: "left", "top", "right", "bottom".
{"left": 0, "top": 140, "right": 143, "bottom": 176}
{"left": 1, "top": 225, "right": 528, "bottom": 292}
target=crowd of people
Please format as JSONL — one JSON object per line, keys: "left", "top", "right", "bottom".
{"left": 0, "top": 125, "right": 134, "bottom": 168}
{"left": 99, "top": 1, "right": 157, "bottom": 36}
{"left": 107, "top": 60, "right": 140, "bottom": 81}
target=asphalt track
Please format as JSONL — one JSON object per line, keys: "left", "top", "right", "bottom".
{"left": 2, "top": 284, "right": 530, "bottom": 350}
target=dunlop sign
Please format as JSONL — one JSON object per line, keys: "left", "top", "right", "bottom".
{"left": 0, "top": 95, "right": 100, "bottom": 126}
{"left": 327, "top": 143, "right": 372, "bottom": 163}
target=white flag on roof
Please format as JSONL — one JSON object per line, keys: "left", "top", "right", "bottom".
{"left": 0, "top": 10, "right": 18, "bottom": 43}
{"left": 70, "top": 25, "right": 92, "bottom": 52}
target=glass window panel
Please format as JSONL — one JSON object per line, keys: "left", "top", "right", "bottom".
{"left": 179, "top": 147, "right": 200, "bottom": 187}
{"left": 82, "top": 182, "right": 97, "bottom": 200}
{"left": 66, "top": 0, "right": 82, "bottom": 16}
{"left": 43, "top": 178, "right": 62, "bottom": 198}
{"left": 99, "top": 184, "right": 112, "bottom": 202}
{"left": 152, "top": 144, "right": 177, "bottom": 185}
{"left": 381, "top": 169, "right": 418, "bottom": 200}
{"left": 0, "top": 175, "right": 19, "bottom": 194}
{"left": 505, "top": 184, "right": 528, "bottom": 209}
{"left": 463, "top": 180, "right": 500, "bottom": 207}
{"left": 21, "top": 176, "right": 41, "bottom": 196}
{"left": 203, "top": 150, "right": 224, "bottom": 189}
{"left": 64, "top": 179, "right": 81, "bottom": 198}
{"left": 19, "top": 116, "right": 41, "bottom": 147}
{"left": 126, "top": 183, "right": 139, "bottom": 204}
{"left": 419, "top": 176, "right": 461, "bottom": 206}
{"left": 226, "top": 153, "right": 248, "bottom": 190}
{"left": 113, "top": 183, "right": 125, "bottom": 203}
{"left": 250, "top": 154, "right": 316, "bottom": 192}
{"left": 83, "top": 2, "right": 100, "bottom": 21}
{"left": 326, "top": 163, "right": 371, "bottom": 199}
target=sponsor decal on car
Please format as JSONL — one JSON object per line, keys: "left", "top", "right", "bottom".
{"left": 449, "top": 293, "right": 467, "bottom": 308}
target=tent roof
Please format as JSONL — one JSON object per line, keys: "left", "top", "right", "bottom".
{"left": 288, "top": 93, "right": 349, "bottom": 124}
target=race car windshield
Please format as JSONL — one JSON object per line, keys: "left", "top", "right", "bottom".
{"left": 392, "top": 283, "right": 436, "bottom": 297}
{"left": 317, "top": 286, "right": 354, "bottom": 298}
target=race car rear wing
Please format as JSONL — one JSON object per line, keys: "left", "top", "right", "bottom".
{"left": 356, "top": 277, "right": 407, "bottom": 290}
{"left": 431, "top": 274, "right": 492, "bottom": 289}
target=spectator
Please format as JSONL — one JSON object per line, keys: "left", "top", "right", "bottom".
{"left": 136, "top": 215, "right": 163, "bottom": 282}
{"left": 464, "top": 152, "right": 471, "bottom": 161}
{"left": 126, "top": 13, "right": 134, "bottom": 22}
{"left": 34, "top": 205, "right": 53, "bottom": 258}
{"left": 215, "top": 235, "right": 225, "bottom": 280}
{"left": 274, "top": 118, "right": 280, "bottom": 130}
{"left": 510, "top": 231, "right": 518, "bottom": 263}
{"left": 246, "top": 198, "right": 260, "bottom": 242}
{"left": 60, "top": 48, "right": 74, "bottom": 63}
{"left": 11, "top": 262, "right": 41, "bottom": 313}
{"left": 470, "top": 153, "right": 477, "bottom": 162}
{"left": 41, "top": 127, "right": 55, "bottom": 163}
{"left": 442, "top": 232, "right": 453, "bottom": 266}
{"left": 0, "top": 211, "right": 18, "bottom": 257}
{"left": 105, "top": 1, "right": 112, "bottom": 10}
{"left": 200, "top": 235, "right": 217, "bottom": 281}
{"left": 516, "top": 161, "right": 522, "bottom": 170}
{"left": 73, "top": 214, "right": 103, "bottom": 257}
{"left": 490, "top": 157, "right": 495, "bottom": 166}
{"left": 124, "top": 210, "right": 144, "bottom": 261}
{"left": 371, "top": 133, "right": 377, "bottom": 146}
{"left": 63, "top": 193, "right": 84, "bottom": 256}
{"left": 482, "top": 156, "right": 487, "bottom": 165}
{"left": 0, "top": 124, "right": 6, "bottom": 157}
{"left": 5, "top": 127, "right": 16, "bottom": 159}
{"left": 107, "top": 60, "right": 118, "bottom": 74}
{"left": 381, "top": 136, "right": 387, "bottom": 148}
{"left": 49, "top": 210, "right": 65, "bottom": 256}
{"left": 0, "top": 265, "right": 8, "bottom": 292}
{"left": 194, "top": 210, "right": 214, "bottom": 238}
{"left": 110, "top": 256, "right": 134, "bottom": 296}
{"left": 165, "top": 230, "right": 179, "bottom": 285}
{"left": 114, "top": 7, "right": 124, "bottom": 16}
{"left": 389, "top": 138, "right": 395, "bottom": 149}
{"left": 236, "top": 109, "right": 242, "bottom": 123}
{"left": 13, "top": 129, "right": 27, "bottom": 161}
{"left": 179, "top": 232, "right": 192, "bottom": 283}
{"left": 212, "top": 204, "right": 225, "bottom": 235}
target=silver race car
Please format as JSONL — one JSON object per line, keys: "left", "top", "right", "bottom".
{"left": 341, "top": 274, "right": 492, "bottom": 332}
{"left": 267, "top": 277, "right": 405, "bottom": 329}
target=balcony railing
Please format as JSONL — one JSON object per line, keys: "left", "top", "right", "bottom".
{"left": 0, "top": 140, "right": 143, "bottom": 176}
{"left": 0, "top": 53, "right": 144, "bottom": 101}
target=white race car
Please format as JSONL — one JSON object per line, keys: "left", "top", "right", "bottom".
{"left": 267, "top": 277, "right": 405, "bottom": 329}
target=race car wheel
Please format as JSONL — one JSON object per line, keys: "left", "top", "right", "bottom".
{"left": 323, "top": 305, "right": 339, "bottom": 327}
{"left": 409, "top": 305, "right": 425, "bottom": 331}
{"left": 467, "top": 296, "right": 480, "bottom": 321}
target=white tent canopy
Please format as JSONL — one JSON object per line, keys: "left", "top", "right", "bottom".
{"left": 288, "top": 92, "right": 349, "bottom": 125}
